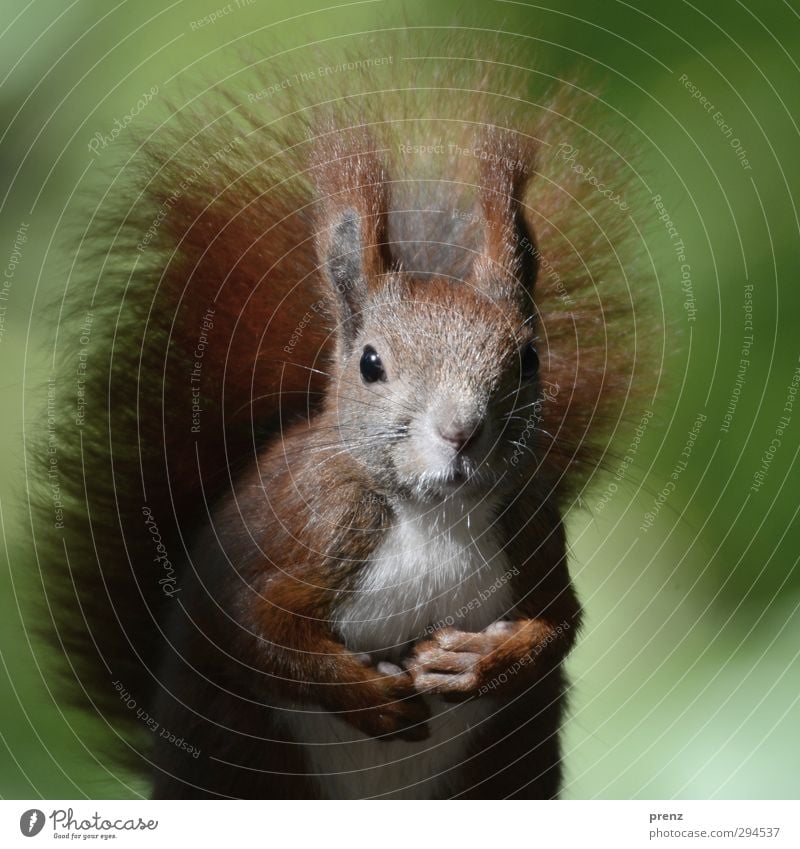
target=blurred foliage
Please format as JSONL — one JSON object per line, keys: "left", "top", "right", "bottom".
{"left": 1, "top": 0, "right": 798, "bottom": 798}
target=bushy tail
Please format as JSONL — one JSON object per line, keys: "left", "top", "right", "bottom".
{"left": 34, "top": 98, "right": 330, "bottom": 756}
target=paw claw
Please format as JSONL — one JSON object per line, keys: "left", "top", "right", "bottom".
{"left": 485, "top": 620, "right": 516, "bottom": 636}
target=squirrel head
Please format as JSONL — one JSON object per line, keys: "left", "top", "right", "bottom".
{"left": 314, "top": 128, "right": 546, "bottom": 503}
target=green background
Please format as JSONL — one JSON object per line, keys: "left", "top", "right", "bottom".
{"left": 1, "top": 0, "right": 799, "bottom": 798}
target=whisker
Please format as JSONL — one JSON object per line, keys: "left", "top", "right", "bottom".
{"left": 496, "top": 385, "right": 527, "bottom": 405}
{"left": 307, "top": 432, "right": 407, "bottom": 455}
{"left": 268, "top": 358, "right": 420, "bottom": 418}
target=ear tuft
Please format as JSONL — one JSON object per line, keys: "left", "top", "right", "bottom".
{"left": 472, "top": 126, "right": 539, "bottom": 306}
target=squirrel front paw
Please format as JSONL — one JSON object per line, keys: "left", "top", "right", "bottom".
{"left": 336, "top": 660, "right": 431, "bottom": 741}
{"left": 403, "top": 620, "right": 548, "bottom": 697}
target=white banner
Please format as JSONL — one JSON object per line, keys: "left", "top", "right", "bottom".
{"left": 1, "top": 800, "right": 796, "bottom": 848}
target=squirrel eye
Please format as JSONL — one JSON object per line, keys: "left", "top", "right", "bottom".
{"left": 359, "top": 345, "right": 386, "bottom": 383}
{"left": 521, "top": 343, "right": 539, "bottom": 379}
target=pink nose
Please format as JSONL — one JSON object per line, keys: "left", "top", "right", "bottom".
{"left": 437, "top": 421, "right": 483, "bottom": 453}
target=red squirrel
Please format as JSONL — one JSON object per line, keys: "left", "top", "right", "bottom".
{"left": 36, "top": 50, "right": 641, "bottom": 798}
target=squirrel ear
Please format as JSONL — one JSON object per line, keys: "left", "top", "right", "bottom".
{"left": 312, "top": 126, "right": 391, "bottom": 349}
{"left": 472, "top": 127, "right": 539, "bottom": 309}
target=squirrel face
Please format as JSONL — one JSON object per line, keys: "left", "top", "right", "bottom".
{"left": 316, "top": 137, "right": 544, "bottom": 501}
{"left": 328, "top": 275, "right": 541, "bottom": 502}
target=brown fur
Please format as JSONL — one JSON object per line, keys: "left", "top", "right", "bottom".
{"left": 35, "top": 37, "right": 646, "bottom": 797}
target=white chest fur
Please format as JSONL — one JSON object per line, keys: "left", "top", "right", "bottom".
{"left": 335, "top": 497, "right": 514, "bottom": 658}
{"left": 283, "top": 496, "right": 516, "bottom": 798}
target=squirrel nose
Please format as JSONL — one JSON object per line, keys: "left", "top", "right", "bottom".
{"left": 437, "top": 420, "right": 484, "bottom": 453}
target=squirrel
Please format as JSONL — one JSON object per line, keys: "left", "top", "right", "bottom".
{"left": 35, "top": 45, "right": 642, "bottom": 799}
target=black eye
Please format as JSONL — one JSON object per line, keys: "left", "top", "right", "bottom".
{"left": 360, "top": 345, "right": 386, "bottom": 383}
{"left": 521, "top": 343, "right": 539, "bottom": 379}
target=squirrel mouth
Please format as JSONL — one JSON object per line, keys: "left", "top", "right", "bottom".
{"left": 419, "top": 456, "right": 495, "bottom": 498}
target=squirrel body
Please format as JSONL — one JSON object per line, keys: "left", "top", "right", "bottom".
{"left": 36, "top": 44, "right": 642, "bottom": 798}
{"left": 149, "top": 271, "right": 580, "bottom": 798}
{"left": 208, "top": 483, "right": 520, "bottom": 800}
{"left": 310, "top": 498, "right": 514, "bottom": 798}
